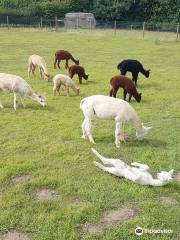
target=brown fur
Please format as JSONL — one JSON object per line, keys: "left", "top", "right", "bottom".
{"left": 54, "top": 50, "right": 79, "bottom": 69}
{"left": 109, "top": 75, "right": 142, "bottom": 102}
{"left": 68, "top": 65, "right": 88, "bottom": 84}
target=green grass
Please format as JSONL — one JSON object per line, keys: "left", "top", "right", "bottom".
{"left": 0, "top": 28, "right": 179, "bottom": 240}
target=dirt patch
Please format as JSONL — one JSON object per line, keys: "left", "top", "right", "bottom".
{"left": 101, "top": 205, "right": 135, "bottom": 227}
{"left": 11, "top": 175, "right": 34, "bottom": 185}
{"left": 34, "top": 188, "right": 59, "bottom": 200}
{"left": 175, "top": 172, "right": 180, "bottom": 182}
{"left": 83, "top": 204, "right": 136, "bottom": 234}
{"left": 159, "top": 196, "right": 177, "bottom": 205}
{"left": 1, "top": 231, "right": 31, "bottom": 240}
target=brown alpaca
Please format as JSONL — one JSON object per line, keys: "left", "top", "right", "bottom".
{"left": 54, "top": 50, "right": 79, "bottom": 69}
{"left": 109, "top": 75, "right": 142, "bottom": 102}
{"left": 68, "top": 65, "right": 88, "bottom": 84}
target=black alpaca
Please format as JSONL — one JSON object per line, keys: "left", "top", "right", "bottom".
{"left": 117, "top": 59, "right": 150, "bottom": 86}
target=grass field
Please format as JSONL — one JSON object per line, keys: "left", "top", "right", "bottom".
{"left": 0, "top": 28, "right": 179, "bottom": 240}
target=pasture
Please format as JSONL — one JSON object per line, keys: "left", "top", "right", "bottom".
{"left": 0, "top": 28, "right": 179, "bottom": 240}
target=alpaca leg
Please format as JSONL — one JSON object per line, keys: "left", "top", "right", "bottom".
{"left": 81, "top": 119, "right": 88, "bottom": 139}
{"left": 112, "top": 89, "right": 118, "bottom": 98}
{"left": 115, "top": 118, "right": 124, "bottom": 147}
{"left": 0, "top": 95, "right": 3, "bottom": 108}
{"left": 109, "top": 88, "right": 113, "bottom": 97}
{"left": 54, "top": 57, "right": 58, "bottom": 69}
{"left": 123, "top": 89, "right": 127, "bottom": 100}
{"left": 28, "top": 65, "right": 31, "bottom": 77}
{"left": 65, "top": 60, "right": 69, "bottom": 69}
{"left": 92, "top": 148, "right": 124, "bottom": 166}
{"left": 57, "top": 60, "right": 61, "bottom": 69}
{"left": 84, "top": 117, "right": 95, "bottom": 144}
{"left": 66, "top": 87, "right": 70, "bottom": 96}
{"left": 32, "top": 65, "right": 36, "bottom": 76}
{"left": 79, "top": 76, "right": 82, "bottom": 84}
{"left": 128, "top": 94, "right": 132, "bottom": 102}
{"left": 132, "top": 72, "right": 138, "bottom": 86}
{"left": 19, "top": 94, "right": 25, "bottom": 108}
{"left": 121, "top": 70, "right": 127, "bottom": 75}
{"left": 13, "top": 93, "right": 17, "bottom": 110}
{"left": 93, "top": 161, "right": 120, "bottom": 176}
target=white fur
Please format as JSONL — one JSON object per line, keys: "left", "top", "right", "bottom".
{"left": 53, "top": 74, "right": 79, "bottom": 96}
{"left": 92, "top": 148, "right": 174, "bottom": 186}
{"left": 28, "top": 54, "right": 51, "bottom": 81}
{"left": 0, "top": 73, "right": 46, "bottom": 110}
{"left": 80, "top": 95, "right": 152, "bottom": 147}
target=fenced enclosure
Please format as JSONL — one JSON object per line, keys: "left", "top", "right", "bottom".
{"left": 0, "top": 15, "right": 180, "bottom": 40}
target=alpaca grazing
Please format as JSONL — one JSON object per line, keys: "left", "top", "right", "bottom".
{"left": 53, "top": 74, "right": 80, "bottom": 96}
{"left": 80, "top": 95, "right": 152, "bottom": 148}
{"left": 54, "top": 50, "right": 79, "bottom": 69}
{"left": 110, "top": 75, "right": 141, "bottom": 102}
{"left": 117, "top": 59, "right": 150, "bottom": 86}
{"left": 0, "top": 73, "right": 46, "bottom": 110}
{"left": 28, "top": 54, "right": 51, "bottom": 81}
{"left": 92, "top": 148, "right": 174, "bottom": 186}
{"left": 68, "top": 65, "right": 88, "bottom": 84}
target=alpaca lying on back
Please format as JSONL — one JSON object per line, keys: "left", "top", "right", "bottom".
{"left": 54, "top": 50, "right": 79, "bottom": 69}
{"left": 69, "top": 65, "right": 88, "bottom": 84}
{"left": 110, "top": 75, "right": 142, "bottom": 102}
{"left": 28, "top": 54, "right": 51, "bottom": 81}
{"left": 80, "top": 95, "right": 152, "bottom": 148}
{"left": 53, "top": 74, "right": 79, "bottom": 96}
{"left": 117, "top": 59, "right": 150, "bottom": 86}
{"left": 92, "top": 148, "right": 174, "bottom": 187}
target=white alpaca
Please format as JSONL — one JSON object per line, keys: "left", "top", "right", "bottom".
{"left": 92, "top": 148, "right": 174, "bottom": 186}
{"left": 28, "top": 54, "right": 51, "bottom": 81}
{"left": 0, "top": 73, "right": 46, "bottom": 110}
{"left": 53, "top": 74, "right": 80, "bottom": 96}
{"left": 80, "top": 95, "right": 152, "bottom": 148}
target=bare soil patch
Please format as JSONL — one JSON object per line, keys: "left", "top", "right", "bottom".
{"left": 159, "top": 196, "right": 177, "bottom": 205}
{"left": 11, "top": 175, "right": 34, "bottom": 185}
{"left": 34, "top": 188, "right": 59, "bottom": 200}
{"left": 83, "top": 204, "right": 136, "bottom": 234}
{"left": 175, "top": 172, "right": 180, "bottom": 182}
{"left": 1, "top": 231, "right": 31, "bottom": 240}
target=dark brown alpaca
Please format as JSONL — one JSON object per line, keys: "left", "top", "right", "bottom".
{"left": 54, "top": 50, "right": 79, "bottom": 69}
{"left": 109, "top": 75, "right": 142, "bottom": 102}
{"left": 68, "top": 65, "right": 88, "bottom": 84}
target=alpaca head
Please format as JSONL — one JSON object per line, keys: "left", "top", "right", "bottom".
{"left": 37, "top": 95, "right": 46, "bottom": 107}
{"left": 84, "top": 74, "right": 89, "bottom": 80}
{"left": 145, "top": 69, "right": 151, "bottom": 78}
{"left": 136, "top": 123, "right": 152, "bottom": 140}
{"left": 75, "top": 60, "right": 80, "bottom": 65}
{"left": 157, "top": 170, "right": 174, "bottom": 183}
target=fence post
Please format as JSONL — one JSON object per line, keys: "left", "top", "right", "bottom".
{"left": 143, "top": 21, "right": 145, "bottom": 38}
{"left": 89, "top": 18, "right": 92, "bottom": 32}
{"left": 76, "top": 16, "right": 79, "bottom": 29}
{"left": 55, "top": 16, "right": 57, "bottom": 31}
{"left": 176, "top": 23, "right": 179, "bottom": 40}
{"left": 7, "top": 16, "right": 9, "bottom": 29}
{"left": 40, "top": 16, "right": 43, "bottom": 28}
{"left": 131, "top": 24, "right": 133, "bottom": 30}
{"left": 114, "top": 20, "right": 117, "bottom": 36}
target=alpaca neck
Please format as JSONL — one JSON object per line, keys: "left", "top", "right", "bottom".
{"left": 71, "top": 56, "right": 78, "bottom": 64}
{"left": 140, "top": 67, "right": 147, "bottom": 76}
{"left": 149, "top": 178, "right": 167, "bottom": 187}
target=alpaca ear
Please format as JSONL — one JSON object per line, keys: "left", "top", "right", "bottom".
{"left": 148, "top": 69, "right": 151, "bottom": 72}
{"left": 139, "top": 93, "right": 142, "bottom": 96}
{"left": 169, "top": 169, "right": 174, "bottom": 175}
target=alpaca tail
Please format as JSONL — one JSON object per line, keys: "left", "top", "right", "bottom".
{"left": 117, "top": 62, "right": 122, "bottom": 70}
{"left": 93, "top": 161, "right": 106, "bottom": 172}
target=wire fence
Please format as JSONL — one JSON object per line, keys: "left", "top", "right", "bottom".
{"left": 0, "top": 15, "right": 180, "bottom": 40}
